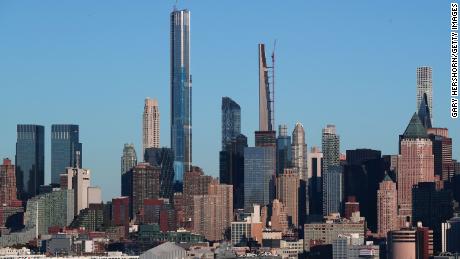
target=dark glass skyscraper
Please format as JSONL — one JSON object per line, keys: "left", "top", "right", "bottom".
{"left": 51, "top": 124, "right": 82, "bottom": 184}
{"left": 276, "top": 125, "right": 292, "bottom": 175}
{"left": 170, "top": 9, "right": 191, "bottom": 183}
{"left": 144, "top": 147, "right": 175, "bottom": 200}
{"left": 15, "top": 124, "right": 45, "bottom": 200}
{"left": 221, "top": 97, "right": 241, "bottom": 149}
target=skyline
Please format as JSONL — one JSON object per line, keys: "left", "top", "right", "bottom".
{"left": 0, "top": 1, "right": 458, "bottom": 201}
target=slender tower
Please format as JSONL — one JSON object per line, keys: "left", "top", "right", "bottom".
{"left": 258, "top": 43, "right": 274, "bottom": 131}
{"left": 171, "top": 8, "right": 192, "bottom": 182}
{"left": 416, "top": 66, "right": 433, "bottom": 121}
{"left": 143, "top": 98, "right": 160, "bottom": 157}
{"left": 292, "top": 122, "right": 308, "bottom": 180}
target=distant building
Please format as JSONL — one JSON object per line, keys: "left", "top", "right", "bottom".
{"left": 51, "top": 124, "right": 82, "bottom": 185}
{"left": 183, "top": 166, "right": 212, "bottom": 227}
{"left": 112, "top": 196, "right": 130, "bottom": 230}
{"left": 16, "top": 124, "right": 45, "bottom": 200}
{"left": 397, "top": 113, "right": 434, "bottom": 226}
{"left": 269, "top": 199, "right": 289, "bottom": 234}
{"left": 323, "top": 165, "right": 343, "bottom": 216}
{"left": 0, "top": 159, "right": 20, "bottom": 206}
{"left": 244, "top": 147, "right": 275, "bottom": 212}
{"left": 427, "top": 128, "right": 454, "bottom": 181}
{"left": 442, "top": 216, "right": 460, "bottom": 253}
{"left": 276, "top": 168, "right": 299, "bottom": 227}
{"left": 308, "top": 146, "right": 323, "bottom": 215}
{"left": 412, "top": 182, "right": 453, "bottom": 253}
{"left": 304, "top": 213, "right": 365, "bottom": 252}
{"left": 231, "top": 204, "right": 263, "bottom": 245}
{"left": 69, "top": 203, "right": 104, "bottom": 232}
{"left": 142, "top": 98, "right": 160, "bottom": 156}
{"left": 144, "top": 147, "right": 175, "bottom": 199}
{"left": 416, "top": 66, "right": 433, "bottom": 121}
{"left": 276, "top": 124, "right": 292, "bottom": 175}
{"left": 193, "top": 180, "right": 233, "bottom": 241}
{"left": 131, "top": 163, "right": 160, "bottom": 218}
{"left": 377, "top": 173, "right": 398, "bottom": 238}
{"left": 221, "top": 97, "right": 241, "bottom": 149}
{"left": 60, "top": 167, "right": 91, "bottom": 215}
{"left": 219, "top": 134, "right": 247, "bottom": 209}
{"left": 121, "top": 143, "right": 137, "bottom": 175}
{"left": 387, "top": 224, "right": 434, "bottom": 259}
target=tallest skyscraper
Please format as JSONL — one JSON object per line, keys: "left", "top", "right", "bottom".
{"left": 170, "top": 8, "right": 191, "bottom": 183}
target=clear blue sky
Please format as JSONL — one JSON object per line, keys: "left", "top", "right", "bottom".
{"left": 0, "top": 1, "right": 458, "bottom": 201}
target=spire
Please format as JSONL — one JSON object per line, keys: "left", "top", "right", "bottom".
{"left": 417, "top": 93, "right": 432, "bottom": 128}
{"left": 402, "top": 113, "right": 428, "bottom": 139}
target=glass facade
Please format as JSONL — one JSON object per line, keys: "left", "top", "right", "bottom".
{"left": 244, "top": 147, "right": 275, "bottom": 212}
{"left": 221, "top": 97, "right": 241, "bottom": 149}
{"left": 15, "top": 124, "right": 45, "bottom": 200}
{"left": 170, "top": 9, "right": 191, "bottom": 182}
{"left": 144, "top": 147, "right": 175, "bottom": 200}
{"left": 51, "top": 124, "right": 82, "bottom": 184}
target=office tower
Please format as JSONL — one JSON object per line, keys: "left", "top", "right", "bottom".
{"left": 121, "top": 143, "right": 137, "bottom": 175}
{"left": 171, "top": 9, "right": 192, "bottom": 182}
{"left": 276, "top": 168, "right": 299, "bottom": 227}
{"left": 23, "top": 189, "right": 74, "bottom": 235}
{"left": 221, "top": 97, "right": 241, "bottom": 149}
{"left": 144, "top": 147, "right": 175, "bottom": 200}
{"left": 323, "top": 165, "right": 344, "bottom": 215}
{"left": 0, "top": 159, "right": 19, "bottom": 206}
{"left": 304, "top": 213, "right": 365, "bottom": 252}
{"left": 15, "top": 124, "right": 45, "bottom": 200}
{"left": 219, "top": 134, "right": 247, "bottom": 209}
{"left": 258, "top": 43, "right": 274, "bottom": 131}
{"left": 387, "top": 225, "right": 434, "bottom": 259}
{"left": 416, "top": 66, "right": 433, "bottom": 121}
{"left": 397, "top": 113, "right": 434, "bottom": 226}
{"left": 51, "top": 124, "right": 82, "bottom": 184}
{"left": 276, "top": 125, "right": 292, "bottom": 175}
{"left": 308, "top": 146, "right": 323, "bottom": 215}
{"left": 143, "top": 98, "right": 160, "bottom": 156}
{"left": 244, "top": 147, "right": 276, "bottom": 212}
{"left": 61, "top": 167, "right": 91, "bottom": 216}
{"left": 427, "top": 128, "right": 454, "bottom": 181}
{"left": 343, "top": 149, "right": 384, "bottom": 232}
{"left": 292, "top": 123, "right": 308, "bottom": 181}
{"left": 130, "top": 163, "right": 160, "bottom": 218}
{"left": 322, "top": 125, "right": 340, "bottom": 174}
{"left": 193, "top": 179, "right": 233, "bottom": 241}
{"left": 412, "top": 182, "right": 453, "bottom": 253}
{"left": 183, "top": 166, "right": 212, "bottom": 228}
{"left": 443, "top": 216, "right": 460, "bottom": 253}
{"left": 418, "top": 93, "right": 432, "bottom": 128}
{"left": 377, "top": 173, "right": 398, "bottom": 238}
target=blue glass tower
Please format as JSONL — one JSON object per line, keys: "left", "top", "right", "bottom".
{"left": 51, "top": 124, "right": 82, "bottom": 184}
{"left": 221, "top": 97, "right": 241, "bottom": 149}
{"left": 243, "top": 146, "right": 275, "bottom": 212}
{"left": 170, "top": 8, "right": 191, "bottom": 183}
{"left": 15, "top": 124, "right": 45, "bottom": 200}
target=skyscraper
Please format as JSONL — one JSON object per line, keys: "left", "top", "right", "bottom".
{"left": 219, "top": 134, "right": 247, "bottom": 209}
{"left": 276, "top": 168, "right": 299, "bottom": 227}
{"left": 15, "top": 124, "right": 45, "bottom": 200}
{"left": 292, "top": 123, "right": 307, "bottom": 181}
{"left": 144, "top": 147, "right": 175, "bottom": 200}
{"left": 276, "top": 125, "right": 292, "bottom": 175}
{"left": 418, "top": 93, "right": 432, "bottom": 129}
{"left": 130, "top": 163, "right": 160, "bottom": 218}
{"left": 170, "top": 9, "right": 192, "bottom": 182}
{"left": 322, "top": 125, "right": 341, "bottom": 216}
{"left": 397, "top": 113, "right": 434, "bottom": 226}
{"left": 377, "top": 173, "right": 398, "bottom": 238}
{"left": 121, "top": 143, "right": 137, "bottom": 175}
{"left": 322, "top": 125, "right": 340, "bottom": 174}
{"left": 143, "top": 98, "right": 160, "bottom": 156}
{"left": 221, "top": 97, "right": 241, "bottom": 149}
{"left": 258, "top": 43, "right": 274, "bottom": 131}
{"left": 0, "top": 158, "right": 19, "bottom": 206}
{"left": 322, "top": 165, "right": 344, "bottom": 215}
{"left": 427, "top": 128, "right": 454, "bottom": 181}
{"left": 416, "top": 66, "right": 433, "bottom": 121}
{"left": 60, "top": 167, "right": 91, "bottom": 216}
{"left": 308, "top": 146, "right": 323, "bottom": 215}
{"left": 244, "top": 147, "right": 276, "bottom": 212}
{"left": 51, "top": 124, "right": 82, "bottom": 185}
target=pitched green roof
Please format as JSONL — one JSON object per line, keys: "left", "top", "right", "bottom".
{"left": 383, "top": 171, "right": 393, "bottom": 182}
{"left": 402, "top": 113, "right": 428, "bottom": 139}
